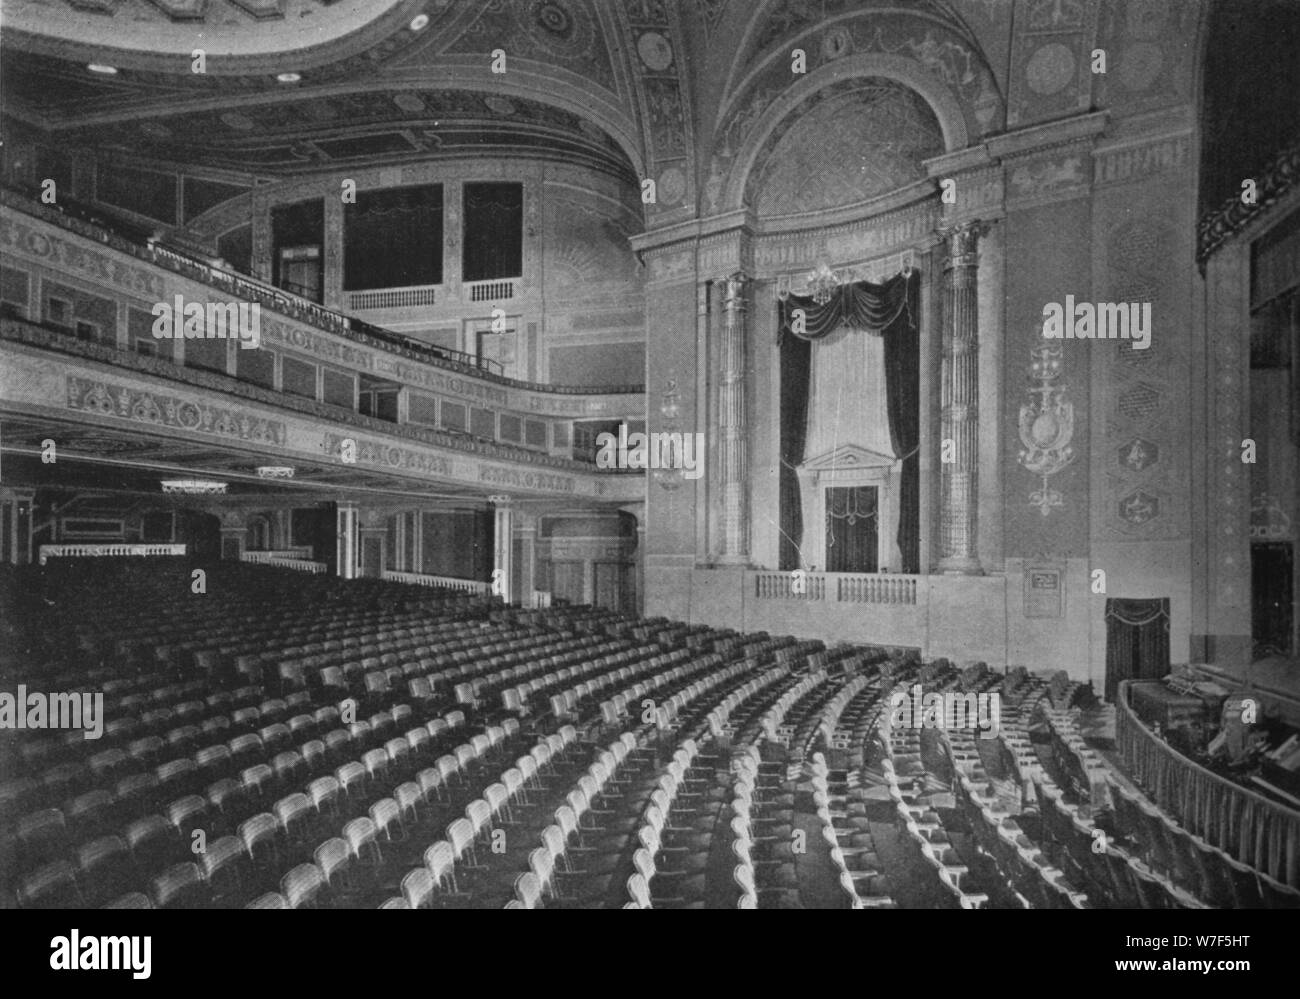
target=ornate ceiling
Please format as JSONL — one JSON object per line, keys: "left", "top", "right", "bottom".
{"left": 0, "top": 1, "right": 1224, "bottom": 223}
{"left": 79, "top": 86, "right": 637, "bottom": 179}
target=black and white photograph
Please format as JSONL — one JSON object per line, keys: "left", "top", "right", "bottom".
{"left": 0, "top": 0, "right": 1296, "bottom": 960}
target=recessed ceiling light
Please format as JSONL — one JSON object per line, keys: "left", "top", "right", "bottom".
{"left": 276, "top": 72, "right": 301, "bottom": 84}
{"left": 410, "top": 14, "right": 429, "bottom": 31}
{"left": 87, "top": 64, "right": 118, "bottom": 75}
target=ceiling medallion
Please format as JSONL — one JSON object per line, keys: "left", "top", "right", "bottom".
{"left": 161, "top": 479, "right": 228, "bottom": 494}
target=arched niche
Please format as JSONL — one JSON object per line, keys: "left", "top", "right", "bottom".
{"left": 746, "top": 75, "right": 946, "bottom": 219}
{"left": 721, "top": 53, "right": 970, "bottom": 214}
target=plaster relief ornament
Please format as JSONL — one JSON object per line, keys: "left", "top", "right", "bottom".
{"left": 1017, "top": 343, "right": 1075, "bottom": 516}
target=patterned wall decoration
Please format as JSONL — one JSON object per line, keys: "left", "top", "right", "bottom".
{"left": 321, "top": 432, "right": 453, "bottom": 478}
{"left": 748, "top": 78, "right": 945, "bottom": 217}
{"left": 1005, "top": 150, "right": 1091, "bottom": 210}
{"left": 67, "top": 375, "right": 287, "bottom": 447}
{"left": 545, "top": 217, "right": 641, "bottom": 288}
{"left": 1093, "top": 0, "right": 1200, "bottom": 115}
{"left": 623, "top": 0, "right": 696, "bottom": 219}
{"left": 1005, "top": 0, "right": 1100, "bottom": 127}
{"left": 1016, "top": 343, "right": 1077, "bottom": 516}
{"left": 1098, "top": 214, "right": 1183, "bottom": 540}
{"left": 690, "top": 0, "right": 729, "bottom": 40}
{"left": 449, "top": 0, "right": 617, "bottom": 94}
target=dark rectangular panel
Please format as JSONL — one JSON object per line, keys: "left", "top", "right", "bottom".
{"left": 237, "top": 346, "right": 275, "bottom": 389}
{"left": 281, "top": 355, "right": 317, "bottom": 399}
{"left": 471, "top": 407, "right": 495, "bottom": 439}
{"left": 409, "top": 393, "right": 438, "bottom": 427}
{"left": 462, "top": 182, "right": 522, "bottom": 282}
{"left": 442, "top": 401, "right": 466, "bottom": 432}
{"left": 343, "top": 184, "right": 443, "bottom": 290}
{"left": 322, "top": 367, "right": 356, "bottom": 409}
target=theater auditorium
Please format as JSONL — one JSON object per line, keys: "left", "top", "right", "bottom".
{"left": 0, "top": 0, "right": 1298, "bottom": 912}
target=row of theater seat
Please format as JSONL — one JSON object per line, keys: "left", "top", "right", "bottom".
{"left": 809, "top": 753, "right": 896, "bottom": 908}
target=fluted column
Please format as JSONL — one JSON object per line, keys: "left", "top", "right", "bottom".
{"left": 938, "top": 221, "right": 988, "bottom": 574}
{"left": 718, "top": 272, "right": 750, "bottom": 564}
{"left": 489, "top": 495, "right": 513, "bottom": 604}
{"left": 336, "top": 503, "right": 358, "bottom": 579}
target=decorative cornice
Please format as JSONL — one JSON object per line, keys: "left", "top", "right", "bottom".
{"left": 1198, "top": 142, "right": 1300, "bottom": 262}
{"left": 985, "top": 112, "right": 1108, "bottom": 162}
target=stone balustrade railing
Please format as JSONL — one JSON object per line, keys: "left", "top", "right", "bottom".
{"left": 38, "top": 543, "right": 187, "bottom": 565}
{"left": 240, "top": 552, "right": 327, "bottom": 574}
{"left": 381, "top": 570, "right": 490, "bottom": 595}
{"left": 751, "top": 570, "right": 919, "bottom": 605}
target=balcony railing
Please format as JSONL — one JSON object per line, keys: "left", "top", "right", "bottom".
{"left": 2, "top": 187, "right": 649, "bottom": 399}
{"left": 240, "top": 552, "right": 326, "bottom": 573}
{"left": 0, "top": 186, "right": 501, "bottom": 377}
{"left": 348, "top": 286, "right": 438, "bottom": 311}
{"left": 1116, "top": 680, "right": 1300, "bottom": 887}
{"left": 241, "top": 548, "right": 314, "bottom": 562}
{"left": 1, "top": 317, "right": 623, "bottom": 475}
{"left": 466, "top": 279, "right": 515, "bottom": 302}
{"left": 382, "top": 570, "right": 490, "bottom": 595}
{"left": 39, "top": 543, "right": 186, "bottom": 565}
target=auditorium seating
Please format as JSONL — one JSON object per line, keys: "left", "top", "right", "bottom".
{"left": 3, "top": 556, "right": 1294, "bottom": 908}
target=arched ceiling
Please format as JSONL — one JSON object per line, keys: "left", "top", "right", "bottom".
{"left": 0, "top": 0, "right": 1241, "bottom": 227}
{"left": 72, "top": 86, "right": 638, "bottom": 181}
{"left": 0, "top": 0, "right": 650, "bottom": 184}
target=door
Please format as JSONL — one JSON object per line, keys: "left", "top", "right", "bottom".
{"left": 360, "top": 534, "right": 383, "bottom": 579}
{"left": 1252, "top": 542, "right": 1294, "bottom": 656}
{"left": 826, "top": 486, "right": 878, "bottom": 573}
{"left": 594, "top": 562, "right": 626, "bottom": 612}
{"left": 550, "top": 562, "right": 584, "bottom": 605}
{"left": 1104, "top": 598, "right": 1170, "bottom": 701}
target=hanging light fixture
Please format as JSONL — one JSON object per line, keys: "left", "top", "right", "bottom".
{"left": 255, "top": 466, "right": 295, "bottom": 479}
{"left": 160, "top": 479, "right": 227, "bottom": 494}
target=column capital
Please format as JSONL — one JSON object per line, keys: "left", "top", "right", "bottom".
{"left": 937, "top": 219, "right": 990, "bottom": 269}
{"left": 722, "top": 272, "right": 750, "bottom": 308}
{"left": 487, "top": 494, "right": 512, "bottom": 506}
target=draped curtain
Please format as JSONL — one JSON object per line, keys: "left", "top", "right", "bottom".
{"left": 1105, "top": 598, "right": 1171, "bottom": 701}
{"left": 463, "top": 182, "right": 523, "bottom": 282}
{"left": 778, "top": 271, "right": 920, "bottom": 572}
{"left": 344, "top": 186, "right": 443, "bottom": 291}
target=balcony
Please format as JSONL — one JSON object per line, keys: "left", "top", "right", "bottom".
{"left": 0, "top": 190, "right": 646, "bottom": 498}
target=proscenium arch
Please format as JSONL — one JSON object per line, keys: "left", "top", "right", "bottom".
{"left": 720, "top": 53, "right": 972, "bottom": 215}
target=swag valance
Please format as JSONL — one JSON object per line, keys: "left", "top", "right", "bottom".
{"left": 778, "top": 270, "right": 915, "bottom": 341}
{"left": 1106, "top": 598, "right": 1172, "bottom": 627}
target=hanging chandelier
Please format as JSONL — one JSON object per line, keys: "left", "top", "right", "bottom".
{"left": 160, "top": 479, "right": 227, "bottom": 494}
